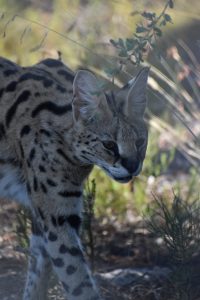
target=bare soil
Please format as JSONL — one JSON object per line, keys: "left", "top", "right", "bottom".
{"left": 0, "top": 199, "right": 176, "bottom": 300}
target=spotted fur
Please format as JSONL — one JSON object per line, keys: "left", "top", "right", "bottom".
{"left": 0, "top": 56, "right": 149, "bottom": 300}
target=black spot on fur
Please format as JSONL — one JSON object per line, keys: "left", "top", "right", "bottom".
{"left": 31, "top": 101, "right": 71, "bottom": 118}
{"left": 4, "top": 69, "right": 18, "bottom": 77}
{"left": 20, "top": 125, "right": 31, "bottom": 137}
{"left": 26, "top": 182, "right": 31, "bottom": 193}
{"left": 52, "top": 257, "right": 64, "bottom": 267}
{"left": 44, "top": 225, "right": 48, "bottom": 232}
{"left": 59, "top": 244, "right": 68, "bottom": 254}
{"left": 51, "top": 167, "right": 57, "bottom": 173}
{"left": 81, "top": 150, "right": 92, "bottom": 156}
{"left": 39, "top": 129, "right": 51, "bottom": 137}
{"left": 6, "top": 90, "right": 31, "bottom": 127}
{"left": 26, "top": 159, "right": 31, "bottom": 168}
{"left": 19, "top": 143, "right": 24, "bottom": 158}
{"left": 47, "top": 178, "right": 57, "bottom": 187}
{"left": 42, "top": 59, "right": 64, "bottom": 68}
{"left": 60, "top": 245, "right": 83, "bottom": 257}
{"left": 57, "top": 69, "right": 74, "bottom": 81}
{"left": 66, "top": 265, "right": 77, "bottom": 275}
{"left": 56, "top": 148, "right": 76, "bottom": 165}
{"left": 38, "top": 207, "right": 45, "bottom": 220}
{"left": 81, "top": 153, "right": 89, "bottom": 162}
{"left": 33, "top": 176, "right": 38, "bottom": 191}
{"left": 0, "top": 88, "right": 4, "bottom": 98}
{"left": 48, "top": 231, "right": 57, "bottom": 241}
{"left": 5, "top": 81, "right": 18, "bottom": 92}
{"left": 57, "top": 215, "right": 67, "bottom": 226}
{"left": 40, "top": 183, "right": 47, "bottom": 194}
{"left": 29, "top": 148, "right": 35, "bottom": 162}
{"left": 0, "top": 123, "right": 5, "bottom": 140}
{"left": 39, "top": 165, "right": 46, "bottom": 172}
{"left": 67, "top": 214, "right": 81, "bottom": 232}
{"left": 58, "top": 190, "right": 82, "bottom": 198}
{"left": 56, "top": 85, "right": 67, "bottom": 93}
{"left": 19, "top": 73, "right": 53, "bottom": 88}
{"left": 51, "top": 215, "right": 57, "bottom": 227}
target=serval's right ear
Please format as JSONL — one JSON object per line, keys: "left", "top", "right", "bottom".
{"left": 72, "top": 70, "right": 106, "bottom": 122}
{"left": 117, "top": 67, "right": 149, "bottom": 121}
{"left": 125, "top": 67, "right": 149, "bottom": 119}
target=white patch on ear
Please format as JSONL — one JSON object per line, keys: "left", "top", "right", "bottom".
{"left": 72, "top": 70, "right": 101, "bottom": 121}
{"left": 126, "top": 67, "right": 149, "bottom": 118}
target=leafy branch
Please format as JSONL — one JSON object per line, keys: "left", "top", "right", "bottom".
{"left": 109, "top": 0, "right": 174, "bottom": 74}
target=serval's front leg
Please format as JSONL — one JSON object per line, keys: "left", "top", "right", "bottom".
{"left": 35, "top": 195, "right": 100, "bottom": 300}
{"left": 25, "top": 170, "right": 101, "bottom": 300}
{"left": 23, "top": 218, "right": 52, "bottom": 300}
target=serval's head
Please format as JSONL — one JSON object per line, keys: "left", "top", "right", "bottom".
{"left": 72, "top": 68, "right": 149, "bottom": 183}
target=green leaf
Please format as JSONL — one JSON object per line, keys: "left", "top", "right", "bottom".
{"left": 125, "top": 38, "right": 136, "bottom": 51}
{"left": 118, "top": 48, "right": 128, "bottom": 57}
{"left": 164, "top": 13, "right": 173, "bottom": 23}
{"left": 118, "top": 38, "right": 125, "bottom": 48}
{"left": 141, "top": 40, "right": 147, "bottom": 47}
{"left": 141, "top": 12, "right": 156, "bottom": 20}
{"left": 136, "top": 25, "right": 148, "bottom": 33}
{"left": 110, "top": 39, "right": 118, "bottom": 47}
{"left": 147, "top": 21, "right": 154, "bottom": 28}
{"left": 154, "top": 27, "right": 162, "bottom": 37}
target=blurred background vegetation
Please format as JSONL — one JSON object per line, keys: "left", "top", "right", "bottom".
{"left": 0, "top": 0, "right": 199, "bottom": 221}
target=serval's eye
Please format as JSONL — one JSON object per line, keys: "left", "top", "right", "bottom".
{"left": 102, "top": 141, "right": 117, "bottom": 151}
{"left": 136, "top": 138, "right": 145, "bottom": 148}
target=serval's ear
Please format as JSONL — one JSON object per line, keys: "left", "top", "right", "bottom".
{"left": 123, "top": 67, "right": 149, "bottom": 119}
{"left": 72, "top": 70, "right": 106, "bottom": 122}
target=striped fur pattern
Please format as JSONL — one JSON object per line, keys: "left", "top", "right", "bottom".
{"left": 0, "top": 57, "right": 149, "bottom": 300}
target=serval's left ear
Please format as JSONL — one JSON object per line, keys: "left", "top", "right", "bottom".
{"left": 72, "top": 70, "right": 106, "bottom": 122}
{"left": 124, "top": 67, "right": 149, "bottom": 119}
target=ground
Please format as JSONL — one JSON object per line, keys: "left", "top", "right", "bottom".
{"left": 1, "top": 197, "right": 199, "bottom": 300}
{"left": 0, "top": 198, "right": 171, "bottom": 300}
